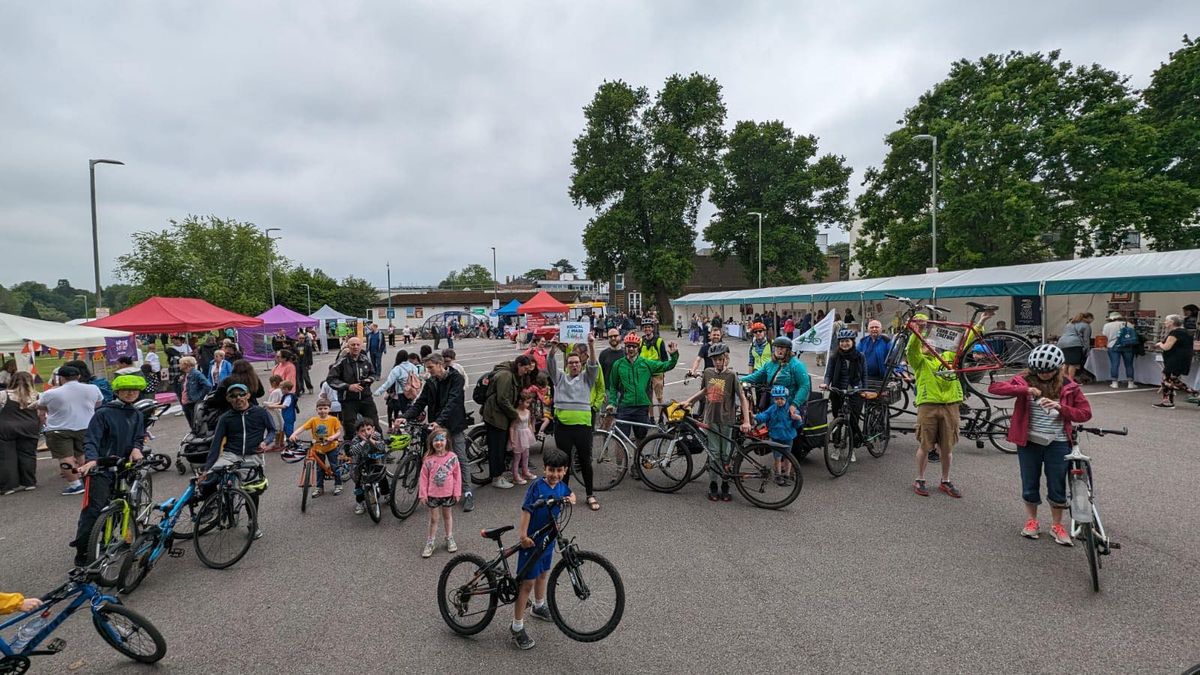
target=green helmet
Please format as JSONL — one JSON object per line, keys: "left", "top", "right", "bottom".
{"left": 389, "top": 433, "right": 412, "bottom": 451}
{"left": 111, "top": 374, "right": 147, "bottom": 392}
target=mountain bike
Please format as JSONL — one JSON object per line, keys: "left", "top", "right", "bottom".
{"left": 282, "top": 439, "right": 351, "bottom": 514}
{"left": 73, "top": 456, "right": 159, "bottom": 567}
{"left": 0, "top": 558, "right": 166, "bottom": 670}
{"left": 437, "top": 496, "right": 624, "bottom": 642}
{"left": 1068, "top": 425, "right": 1126, "bottom": 593}
{"left": 822, "top": 387, "right": 890, "bottom": 478}
{"left": 388, "top": 422, "right": 429, "bottom": 520}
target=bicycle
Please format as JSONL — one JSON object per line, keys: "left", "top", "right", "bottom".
{"left": 822, "top": 387, "right": 891, "bottom": 478}
{"left": 72, "top": 456, "right": 159, "bottom": 567}
{"left": 887, "top": 390, "right": 1017, "bottom": 455}
{"left": 634, "top": 408, "right": 803, "bottom": 509}
{"left": 879, "top": 294, "right": 1034, "bottom": 401}
{"left": 282, "top": 439, "right": 351, "bottom": 514}
{"left": 0, "top": 558, "right": 166, "bottom": 670}
{"left": 583, "top": 409, "right": 667, "bottom": 490}
{"left": 1067, "top": 425, "right": 1126, "bottom": 593}
{"left": 437, "top": 496, "right": 624, "bottom": 642}
{"left": 346, "top": 438, "right": 400, "bottom": 524}
{"left": 388, "top": 422, "right": 429, "bottom": 520}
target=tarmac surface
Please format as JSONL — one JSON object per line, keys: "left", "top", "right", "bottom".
{"left": 3, "top": 334, "right": 1198, "bottom": 674}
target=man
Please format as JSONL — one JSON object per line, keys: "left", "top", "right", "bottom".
{"left": 326, "top": 337, "right": 379, "bottom": 430}
{"left": 482, "top": 355, "right": 538, "bottom": 489}
{"left": 294, "top": 328, "right": 314, "bottom": 394}
{"left": 365, "top": 323, "right": 386, "bottom": 376}
{"left": 598, "top": 328, "right": 625, "bottom": 384}
{"left": 37, "top": 365, "right": 103, "bottom": 495}
{"left": 270, "top": 329, "right": 293, "bottom": 355}
{"left": 432, "top": 324, "right": 441, "bottom": 351}
{"left": 202, "top": 382, "right": 274, "bottom": 539}
{"left": 638, "top": 318, "right": 669, "bottom": 417}
{"left": 398, "top": 353, "right": 474, "bottom": 512}
{"left": 113, "top": 356, "right": 139, "bottom": 376}
{"left": 198, "top": 336, "right": 218, "bottom": 376}
{"left": 858, "top": 320, "right": 893, "bottom": 383}
{"left": 387, "top": 323, "right": 395, "bottom": 347}
{"left": 607, "top": 333, "right": 678, "bottom": 442}
{"left": 446, "top": 321, "right": 456, "bottom": 350}
{"left": 747, "top": 322, "right": 771, "bottom": 373}
{"left": 689, "top": 327, "right": 724, "bottom": 376}
{"left": 165, "top": 336, "right": 187, "bottom": 408}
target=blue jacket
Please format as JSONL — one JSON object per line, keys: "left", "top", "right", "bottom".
{"left": 208, "top": 360, "right": 232, "bottom": 387}
{"left": 754, "top": 403, "right": 800, "bottom": 443}
{"left": 857, "top": 335, "right": 892, "bottom": 379}
{"left": 185, "top": 369, "right": 212, "bottom": 404}
{"left": 366, "top": 330, "right": 386, "bottom": 355}
{"left": 741, "top": 357, "right": 811, "bottom": 408}
{"left": 83, "top": 400, "right": 145, "bottom": 461}
{"left": 91, "top": 376, "right": 114, "bottom": 403}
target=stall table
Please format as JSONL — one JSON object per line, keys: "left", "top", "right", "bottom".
{"left": 1085, "top": 348, "right": 1200, "bottom": 389}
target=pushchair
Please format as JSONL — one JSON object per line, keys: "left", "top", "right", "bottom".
{"left": 175, "top": 391, "right": 223, "bottom": 475}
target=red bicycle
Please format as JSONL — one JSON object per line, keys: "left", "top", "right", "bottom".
{"left": 880, "top": 294, "right": 1034, "bottom": 400}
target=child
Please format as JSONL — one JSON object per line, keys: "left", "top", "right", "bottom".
{"left": 988, "top": 344, "right": 1092, "bottom": 545}
{"left": 820, "top": 329, "right": 868, "bottom": 462}
{"left": 510, "top": 448, "right": 576, "bottom": 650}
{"left": 509, "top": 391, "right": 538, "bottom": 485}
{"left": 532, "top": 375, "right": 552, "bottom": 441}
{"left": 279, "top": 381, "right": 298, "bottom": 440}
{"left": 754, "top": 384, "right": 802, "bottom": 485}
{"left": 345, "top": 418, "right": 391, "bottom": 516}
{"left": 139, "top": 362, "right": 159, "bottom": 397}
{"left": 289, "top": 396, "right": 344, "bottom": 498}
{"left": 0, "top": 591, "right": 42, "bottom": 614}
{"left": 418, "top": 431, "right": 462, "bottom": 558}
{"left": 678, "top": 342, "right": 752, "bottom": 502}
{"left": 265, "top": 375, "right": 284, "bottom": 450}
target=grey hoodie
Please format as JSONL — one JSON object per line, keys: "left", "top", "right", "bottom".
{"left": 546, "top": 348, "right": 598, "bottom": 415}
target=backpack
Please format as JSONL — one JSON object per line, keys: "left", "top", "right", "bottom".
{"left": 402, "top": 371, "right": 422, "bottom": 400}
{"left": 472, "top": 362, "right": 511, "bottom": 406}
{"left": 1114, "top": 325, "right": 1138, "bottom": 349}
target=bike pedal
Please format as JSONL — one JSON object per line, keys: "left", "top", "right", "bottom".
{"left": 35, "top": 637, "right": 67, "bottom": 654}
{"left": 974, "top": 441, "right": 984, "bottom": 449}
{"left": 1108, "top": 542, "right": 1120, "bottom": 550}
{"left": 168, "top": 547, "right": 186, "bottom": 558}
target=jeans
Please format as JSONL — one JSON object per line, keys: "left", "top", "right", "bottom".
{"left": 1107, "top": 349, "right": 1134, "bottom": 382}
{"left": 315, "top": 449, "right": 343, "bottom": 489}
{"left": 704, "top": 425, "right": 733, "bottom": 484}
{"left": 485, "top": 422, "right": 509, "bottom": 479}
{"left": 450, "top": 431, "right": 470, "bottom": 493}
{"left": 1017, "top": 441, "right": 1070, "bottom": 507}
{"left": 615, "top": 407, "right": 651, "bottom": 442}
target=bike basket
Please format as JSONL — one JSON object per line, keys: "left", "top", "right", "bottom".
{"left": 920, "top": 321, "right": 967, "bottom": 354}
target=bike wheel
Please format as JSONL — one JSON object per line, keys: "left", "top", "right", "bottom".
{"left": 300, "top": 460, "right": 312, "bottom": 514}
{"left": 960, "top": 331, "right": 1035, "bottom": 399}
{"left": 389, "top": 455, "right": 420, "bottom": 520}
{"left": 633, "top": 433, "right": 692, "bottom": 493}
{"left": 864, "top": 402, "right": 890, "bottom": 458}
{"left": 170, "top": 500, "right": 197, "bottom": 541}
{"left": 733, "top": 445, "right": 803, "bottom": 509}
{"left": 823, "top": 419, "right": 852, "bottom": 477}
{"left": 91, "top": 602, "right": 167, "bottom": 663}
{"left": 987, "top": 413, "right": 1018, "bottom": 454}
{"left": 193, "top": 488, "right": 257, "bottom": 570}
{"left": 466, "top": 428, "right": 492, "bottom": 486}
{"left": 437, "top": 553, "right": 499, "bottom": 636}
{"left": 547, "top": 549, "right": 625, "bottom": 642}
{"left": 129, "top": 478, "right": 154, "bottom": 526}
{"left": 366, "top": 484, "right": 382, "bottom": 523}
{"left": 117, "top": 535, "right": 154, "bottom": 595}
{"left": 579, "top": 431, "right": 629, "bottom": 492}
{"left": 1081, "top": 522, "right": 1100, "bottom": 592}
{"left": 87, "top": 503, "right": 135, "bottom": 565}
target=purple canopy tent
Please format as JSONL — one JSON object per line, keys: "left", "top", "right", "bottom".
{"left": 237, "top": 305, "right": 318, "bottom": 362}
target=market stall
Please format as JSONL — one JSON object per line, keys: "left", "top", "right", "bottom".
{"left": 84, "top": 297, "right": 263, "bottom": 333}
{"left": 309, "top": 304, "right": 354, "bottom": 353}
{"left": 238, "top": 305, "right": 318, "bottom": 361}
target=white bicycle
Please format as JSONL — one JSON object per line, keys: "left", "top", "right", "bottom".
{"left": 1067, "top": 425, "right": 1126, "bottom": 593}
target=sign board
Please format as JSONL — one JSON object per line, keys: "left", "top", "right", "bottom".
{"left": 922, "top": 323, "right": 966, "bottom": 353}
{"left": 95, "top": 307, "right": 110, "bottom": 319}
{"left": 492, "top": 298, "right": 500, "bottom": 310}
{"left": 526, "top": 313, "right": 546, "bottom": 330}
{"left": 1013, "top": 295, "right": 1042, "bottom": 330}
{"left": 104, "top": 336, "right": 138, "bottom": 364}
{"left": 472, "top": 308, "right": 487, "bottom": 315}
{"left": 336, "top": 323, "right": 351, "bottom": 337}
{"left": 386, "top": 308, "right": 395, "bottom": 319}
{"left": 559, "top": 321, "right": 589, "bottom": 344}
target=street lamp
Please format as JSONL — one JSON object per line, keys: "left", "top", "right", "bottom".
{"left": 491, "top": 246, "right": 498, "bottom": 302}
{"left": 912, "top": 134, "right": 938, "bottom": 271}
{"left": 89, "top": 158, "right": 124, "bottom": 311}
{"left": 748, "top": 212, "right": 765, "bottom": 288}
{"left": 385, "top": 262, "right": 392, "bottom": 324}
{"left": 299, "top": 283, "right": 311, "bottom": 315}
{"left": 75, "top": 294, "right": 88, "bottom": 319}
{"left": 264, "top": 228, "right": 281, "bottom": 306}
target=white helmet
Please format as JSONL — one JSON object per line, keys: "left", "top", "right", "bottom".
{"left": 1027, "top": 344, "right": 1065, "bottom": 372}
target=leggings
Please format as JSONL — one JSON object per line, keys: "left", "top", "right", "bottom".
{"left": 1159, "top": 372, "right": 1193, "bottom": 404}
{"left": 555, "top": 423, "right": 594, "bottom": 496}
{"left": 485, "top": 422, "right": 509, "bottom": 479}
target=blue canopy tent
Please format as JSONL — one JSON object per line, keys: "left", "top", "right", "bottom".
{"left": 494, "top": 299, "right": 521, "bottom": 316}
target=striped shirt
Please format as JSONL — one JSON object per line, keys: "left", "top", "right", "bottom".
{"left": 1027, "top": 397, "right": 1066, "bottom": 444}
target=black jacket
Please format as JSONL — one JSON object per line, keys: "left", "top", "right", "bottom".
{"left": 824, "top": 348, "right": 867, "bottom": 391}
{"left": 83, "top": 400, "right": 146, "bottom": 462}
{"left": 327, "top": 352, "right": 376, "bottom": 402}
{"left": 205, "top": 405, "right": 276, "bottom": 470}
{"left": 405, "top": 369, "right": 468, "bottom": 433}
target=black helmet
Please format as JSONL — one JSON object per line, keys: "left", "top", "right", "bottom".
{"left": 772, "top": 337, "right": 792, "bottom": 350}
{"left": 707, "top": 342, "right": 730, "bottom": 357}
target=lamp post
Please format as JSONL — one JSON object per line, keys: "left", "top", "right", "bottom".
{"left": 386, "top": 262, "right": 392, "bottom": 324}
{"left": 89, "top": 158, "right": 124, "bottom": 312}
{"left": 76, "top": 294, "right": 88, "bottom": 319}
{"left": 264, "top": 228, "right": 281, "bottom": 306}
{"left": 300, "top": 283, "right": 311, "bottom": 315}
{"left": 912, "top": 134, "right": 938, "bottom": 271}
{"left": 748, "top": 212, "right": 765, "bottom": 288}
{"left": 491, "top": 246, "right": 498, "bottom": 302}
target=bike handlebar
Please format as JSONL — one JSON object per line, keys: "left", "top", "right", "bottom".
{"left": 1074, "top": 425, "right": 1129, "bottom": 437}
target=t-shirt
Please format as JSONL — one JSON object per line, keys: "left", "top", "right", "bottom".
{"left": 1162, "top": 328, "right": 1194, "bottom": 376}
{"left": 522, "top": 477, "right": 571, "bottom": 544}
{"left": 38, "top": 380, "right": 103, "bottom": 431}
{"left": 299, "top": 415, "right": 342, "bottom": 453}
{"left": 698, "top": 341, "right": 721, "bottom": 370}
{"left": 700, "top": 368, "right": 740, "bottom": 427}
{"left": 265, "top": 388, "right": 283, "bottom": 429}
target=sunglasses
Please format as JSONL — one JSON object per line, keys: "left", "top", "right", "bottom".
{"left": 226, "top": 391, "right": 249, "bottom": 399}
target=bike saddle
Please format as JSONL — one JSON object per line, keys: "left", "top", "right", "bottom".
{"left": 965, "top": 301, "right": 998, "bottom": 312}
{"left": 480, "top": 525, "right": 514, "bottom": 541}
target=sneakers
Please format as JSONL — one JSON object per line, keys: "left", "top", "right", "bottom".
{"left": 720, "top": 482, "right": 732, "bottom": 502}
{"left": 253, "top": 529, "right": 264, "bottom": 540}
{"left": 493, "top": 477, "right": 514, "bottom": 489}
{"left": 333, "top": 485, "right": 344, "bottom": 496}
{"left": 1021, "top": 519, "right": 1040, "bottom": 539}
{"left": 462, "top": 492, "right": 475, "bottom": 512}
{"left": 354, "top": 503, "right": 366, "bottom": 515}
{"left": 514, "top": 476, "right": 528, "bottom": 485}
{"left": 0, "top": 489, "right": 16, "bottom": 496}
{"left": 850, "top": 450, "right": 857, "bottom": 463}
{"left": 707, "top": 482, "right": 719, "bottom": 502}
{"left": 61, "top": 482, "right": 85, "bottom": 496}
{"left": 529, "top": 602, "right": 551, "bottom": 622}
{"left": 927, "top": 450, "right": 940, "bottom": 464}
{"left": 510, "top": 624, "right": 535, "bottom": 650}
{"left": 446, "top": 536, "right": 458, "bottom": 553}
{"left": 1050, "top": 523, "right": 1073, "bottom": 547}
{"left": 1126, "top": 381, "right": 1137, "bottom": 389}
{"left": 21, "top": 485, "right": 35, "bottom": 491}
{"left": 1153, "top": 402, "right": 1175, "bottom": 409}
{"left": 913, "top": 479, "right": 929, "bottom": 497}
{"left": 773, "top": 474, "right": 786, "bottom": 486}
{"left": 939, "top": 481, "right": 962, "bottom": 498}
{"left": 422, "top": 540, "right": 435, "bottom": 558}
{"left": 1109, "top": 381, "right": 1120, "bottom": 389}
{"left": 310, "top": 488, "right": 323, "bottom": 498}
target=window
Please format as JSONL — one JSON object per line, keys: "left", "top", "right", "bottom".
{"left": 614, "top": 274, "right": 625, "bottom": 291}
{"left": 1122, "top": 232, "right": 1141, "bottom": 250}
{"left": 627, "top": 292, "right": 641, "bottom": 315}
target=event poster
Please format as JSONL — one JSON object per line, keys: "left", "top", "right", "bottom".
{"left": 104, "top": 336, "right": 138, "bottom": 364}
{"left": 559, "top": 321, "right": 589, "bottom": 344}
{"left": 1013, "top": 295, "right": 1042, "bottom": 329}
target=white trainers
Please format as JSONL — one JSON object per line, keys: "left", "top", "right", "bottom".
{"left": 493, "top": 477, "right": 514, "bottom": 489}
{"left": 422, "top": 540, "right": 435, "bottom": 558}
{"left": 333, "top": 485, "right": 344, "bottom": 496}
{"left": 354, "top": 503, "right": 366, "bottom": 515}
{"left": 1110, "top": 381, "right": 1120, "bottom": 389}
{"left": 446, "top": 536, "right": 458, "bottom": 553}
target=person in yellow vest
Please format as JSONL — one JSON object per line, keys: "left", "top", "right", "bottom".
{"left": 747, "top": 322, "right": 771, "bottom": 373}
{"left": 639, "top": 318, "right": 669, "bottom": 419}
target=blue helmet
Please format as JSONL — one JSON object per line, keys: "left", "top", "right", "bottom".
{"left": 770, "top": 385, "right": 789, "bottom": 398}
{"left": 837, "top": 329, "right": 857, "bottom": 341}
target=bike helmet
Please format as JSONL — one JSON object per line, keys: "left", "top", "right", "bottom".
{"left": 837, "top": 329, "right": 857, "bottom": 341}
{"left": 623, "top": 333, "right": 642, "bottom": 346}
{"left": 388, "top": 433, "right": 412, "bottom": 451}
{"left": 770, "top": 384, "right": 789, "bottom": 398}
{"left": 707, "top": 342, "right": 730, "bottom": 357}
{"left": 641, "top": 317, "right": 656, "bottom": 326}
{"left": 751, "top": 322, "right": 767, "bottom": 332}
{"left": 772, "top": 337, "right": 792, "bottom": 350}
{"left": 1027, "top": 344, "right": 1065, "bottom": 373}
{"left": 111, "top": 374, "right": 147, "bottom": 392}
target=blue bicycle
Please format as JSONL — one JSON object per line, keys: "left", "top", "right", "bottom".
{"left": 0, "top": 559, "right": 167, "bottom": 671}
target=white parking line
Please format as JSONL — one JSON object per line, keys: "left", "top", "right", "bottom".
{"left": 1086, "top": 387, "right": 1156, "bottom": 396}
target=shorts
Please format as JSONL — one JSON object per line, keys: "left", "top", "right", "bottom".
{"left": 1060, "top": 346, "right": 1085, "bottom": 366}
{"left": 45, "top": 429, "right": 86, "bottom": 461}
{"left": 651, "top": 374, "right": 665, "bottom": 401}
{"left": 517, "top": 541, "right": 554, "bottom": 580}
{"left": 427, "top": 495, "right": 457, "bottom": 507}
{"left": 915, "top": 403, "right": 959, "bottom": 453}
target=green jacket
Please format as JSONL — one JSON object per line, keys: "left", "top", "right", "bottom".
{"left": 607, "top": 352, "right": 678, "bottom": 409}
{"left": 481, "top": 364, "right": 522, "bottom": 429}
{"left": 906, "top": 332, "right": 963, "bottom": 406}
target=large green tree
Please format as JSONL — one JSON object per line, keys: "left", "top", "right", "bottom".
{"left": 571, "top": 74, "right": 726, "bottom": 317}
{"left": 705, "top": 120, "right": 851, "bottom": 285}
{"left": 855, "top": 50, "right": 1198, "bottom": 277}
{"left": 330, "top": 276, "right": 378, "bottom": 317}
{"left": 1143, "top": 35, "right": 1200, "bottom": 241}
{"left": 438, "top": 264, "right": 494, "bottom": 290}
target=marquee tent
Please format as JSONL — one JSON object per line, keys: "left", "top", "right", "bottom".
{"left": 494, "top": 299, "right": 522, "bottom": 316}
{"left": 237, "top": 305, "right": 319, "bottom": 361}
{"left": 517, "top": 291, "right": 570, "bottom": 315}
{"left": 309, "top": 304, "right": 354, "bottom": 353}
{"left": 83, "top": 297, "right": 263, "bottom": 333}
{"left": 0, "top": 312, "right": 132, "bottom": 353}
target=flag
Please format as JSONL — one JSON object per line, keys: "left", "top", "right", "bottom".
{"left": 792, "top": 311, "right": 835, "bottom": 353}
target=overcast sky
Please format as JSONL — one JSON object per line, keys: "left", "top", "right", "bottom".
{"left": 2, "top": 1, "right": 1195, "bottom": 292}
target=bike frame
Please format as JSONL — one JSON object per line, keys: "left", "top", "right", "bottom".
{"left": 675, "top": 416, "right": 783, "bottom": 480}
{"left": 0, "top": 578, "right": 116, "bottom": 657}
{"left": 131, "top": 480, "right": 198, "bottom": 568}
{"left": 1066, "top": 447, "right": 1109, "bottom": 547}
{"left": 471, "top": 505, "right": 573, "bottom": 601}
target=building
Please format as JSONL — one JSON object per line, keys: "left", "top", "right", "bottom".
{"left": 368, "top": 289, "right": 578, "bottom": 329}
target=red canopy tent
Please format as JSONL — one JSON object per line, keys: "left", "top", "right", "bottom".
{"left": 516, "top": 291, "right": 570, "bottom": 315}
{"left": 83, "top": 297, "right": 264, "bottom": 333}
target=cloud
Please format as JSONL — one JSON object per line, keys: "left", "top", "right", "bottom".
{"left": 0, "top": 0, "right": 1195, "bottom": 292}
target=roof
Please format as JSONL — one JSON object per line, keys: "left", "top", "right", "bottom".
{"left": 309, "top": 304, "right": 354, "bottom": 321}
{"left": 495, "top": 299, "right": 522, "bottom": 316}
{"left": 0, "top": 312, "right": 132, "bottom": 353}
{"left": 83, "top": 297, "right": 263, "bottom": 333}
{"left": 374, "top": 290, "right": 577, "bottom": 307}
{"left": 256, "top": 305, "right": 318, "bottom": 328}
{"left": 517, "top": 290, "right": 570, "bottom": 314}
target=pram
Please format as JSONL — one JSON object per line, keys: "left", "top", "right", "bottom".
{"left": 132, "top": 398, "right": 174, "bottom": 472}
{"left": 175, "top": 391, "right": 223, "bottom": 475}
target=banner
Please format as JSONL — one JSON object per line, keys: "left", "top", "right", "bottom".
{"left": 558, "top": 321, "right": 589, "bottom": 344}
{"left": 105, "top": 336, "right": 138, "bottom": 364}
{"left": 791, "top": 311, "right": 835, "bottom": 353}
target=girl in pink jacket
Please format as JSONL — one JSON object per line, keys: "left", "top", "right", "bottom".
{"left": 419, "top": 432, "right": 462, "bottom": 559}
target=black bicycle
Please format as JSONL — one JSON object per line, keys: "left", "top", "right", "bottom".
{"left": 437, "top": 496, "right": 624, "bottom": 642}
{"left": 388, "top": 422, "right": 429, "bottom": 520}
{"left": 823, "top": 387, "right": 891, "bottom": 478}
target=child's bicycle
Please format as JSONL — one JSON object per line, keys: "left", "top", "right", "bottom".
{"left": 387, "top": 422, "right": 429, "bottom": 521}
{"left": 0, "top": 557, "right": 166, "bottom": 670}
{"left": 282, "top": 439, "right": 350, "bottom": 514}
{"left": 1068, "top": 425, "right": 1127, "bottom": 593}
{"left": 71, "top": 456, "right": 160, "bottom": 566}
{"left": 437, "top": 496, "right": 625, "bottom": 642}
{"left": 347, "top": 439, "right": 401, "bottom": 524}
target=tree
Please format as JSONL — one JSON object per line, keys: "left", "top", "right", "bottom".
{"left": 522, "top": 268, "right": 550, "bottom": 281}
{"left": 826, "top": 242, "right": 850, "bottom": 281}
{"left": 855, "top": 51, "right": 1199, "bottom": 277}
{"left": 438, "top": 264, "right": 495, "bottom": 290}
{"left": 705, "top": 120, "right": 851, "bottom": 285}
{"left": 278, "top": 265, "right": 339, "bottom": 315}
{"left": 331, "top": 276, "right": 378, "bottom": 317}
{"left": 19, "top": 299, "right": 40, "bottom": 320}
{"left": 1142, "top": 35, "right": 1200, "bottom": 242}
{"left": 571, "top": 74, "right": 727, "bottom": 318}
{"left": 551, "top": 259, "right": 577, "bottom": 275}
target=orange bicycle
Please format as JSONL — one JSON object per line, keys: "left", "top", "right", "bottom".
{"left": 283, "top": 439, "right": 350, "bottom": 513}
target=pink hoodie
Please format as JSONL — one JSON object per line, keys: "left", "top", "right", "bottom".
{"left": 418, "top": 451, "right": 462, "bottom": 501}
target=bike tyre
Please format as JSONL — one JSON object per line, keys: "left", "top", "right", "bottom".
{"left": 117, "top": 536, "right": 154, "bottom": 595}
{"left": 633, "top": 433, "right": 691, "bottom": 494}
{"left": 547, "top": 549, "right": 625, "bottom": 642}
{"left": 87, "top": 503, "right": 135, "bottom": 566}
{"left": 366, "top": 485, "right": 382, "bottom": 523}
{"left": 1082, "top": 522, "right": 1100, "bottom": 593}
{"left": 389, "top": 455, "right": 421, "bottom": 520}
{"left": 864, "top": 403, "right": 890, "bottom": 458}
{"left": 129, "top": 477, "right": 154, "bottom": 526}
{"left": 193, "top": 488, "right": 257, "bottom": 570}
{"left": 91, "top": 602, "right": 167, "bottom": 664}
{"left": 466, "top": 427, "right": 492, "bottom": 486}
{"left": 823, "top": 419, "right": 852, "bottom": 477}
{"left": 437, "top": 553, "right": 498, "bottom": 636}
{"left": 959, "top": 331, "right": 1035, "bottom": 400}
{"left": 987, "top": 413, "right": 1018, "bottom": 454}
{"left": 577, "top": 431, "right": 629, "bottom": 492}
{"left": 888, "top": 382, "right": 910, "bottom": 419}
{"left": 732, "top": 445, "right": 803, "bottom": 509}
{"left": 300, "top": 460, "right": 312, "bottom": 514}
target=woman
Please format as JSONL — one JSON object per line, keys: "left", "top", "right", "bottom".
{"left": 547, "top": 336, "right": 601, "bottom": 510}
{"left": 272, "top": 350, "right": 297, "bottom": 390}
{"left": 1153, "top": 314, "right": 1196, "bottom": 409}
{"left": 1183, "top": 304, "right": 1198, "bottom": 334}
{"left": 0, "top": 372, "right": 41, "bottom": 494}
{"left": 179, "top": 356, "right": 212, "bottom": 429}
{"left": 210, "top": 358, "right": 267, "bottom": 415}
{"left": 0, "top": 360, "right": 16, "bottom": 388}
{"left": 1056, "top": 312, "right": 1094, "bottom": 380}
{"left": 1100, "top": 311, "right": 1136, "bottom": 388}
{"left": 988, "top": 344, "right": 1092, "bottom": 545}
{"left": 374, "top": 350, "right": 417, "bottom": 423}
{"left": 208, "top": 349, "right": 232, "bottom": 387}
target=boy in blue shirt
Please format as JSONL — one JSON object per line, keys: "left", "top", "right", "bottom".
{"left": 510, "top": 448, "right": 576, "bottom": 650}
{"left": 754, "top": 384, "right": 802, "bottom": 486}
